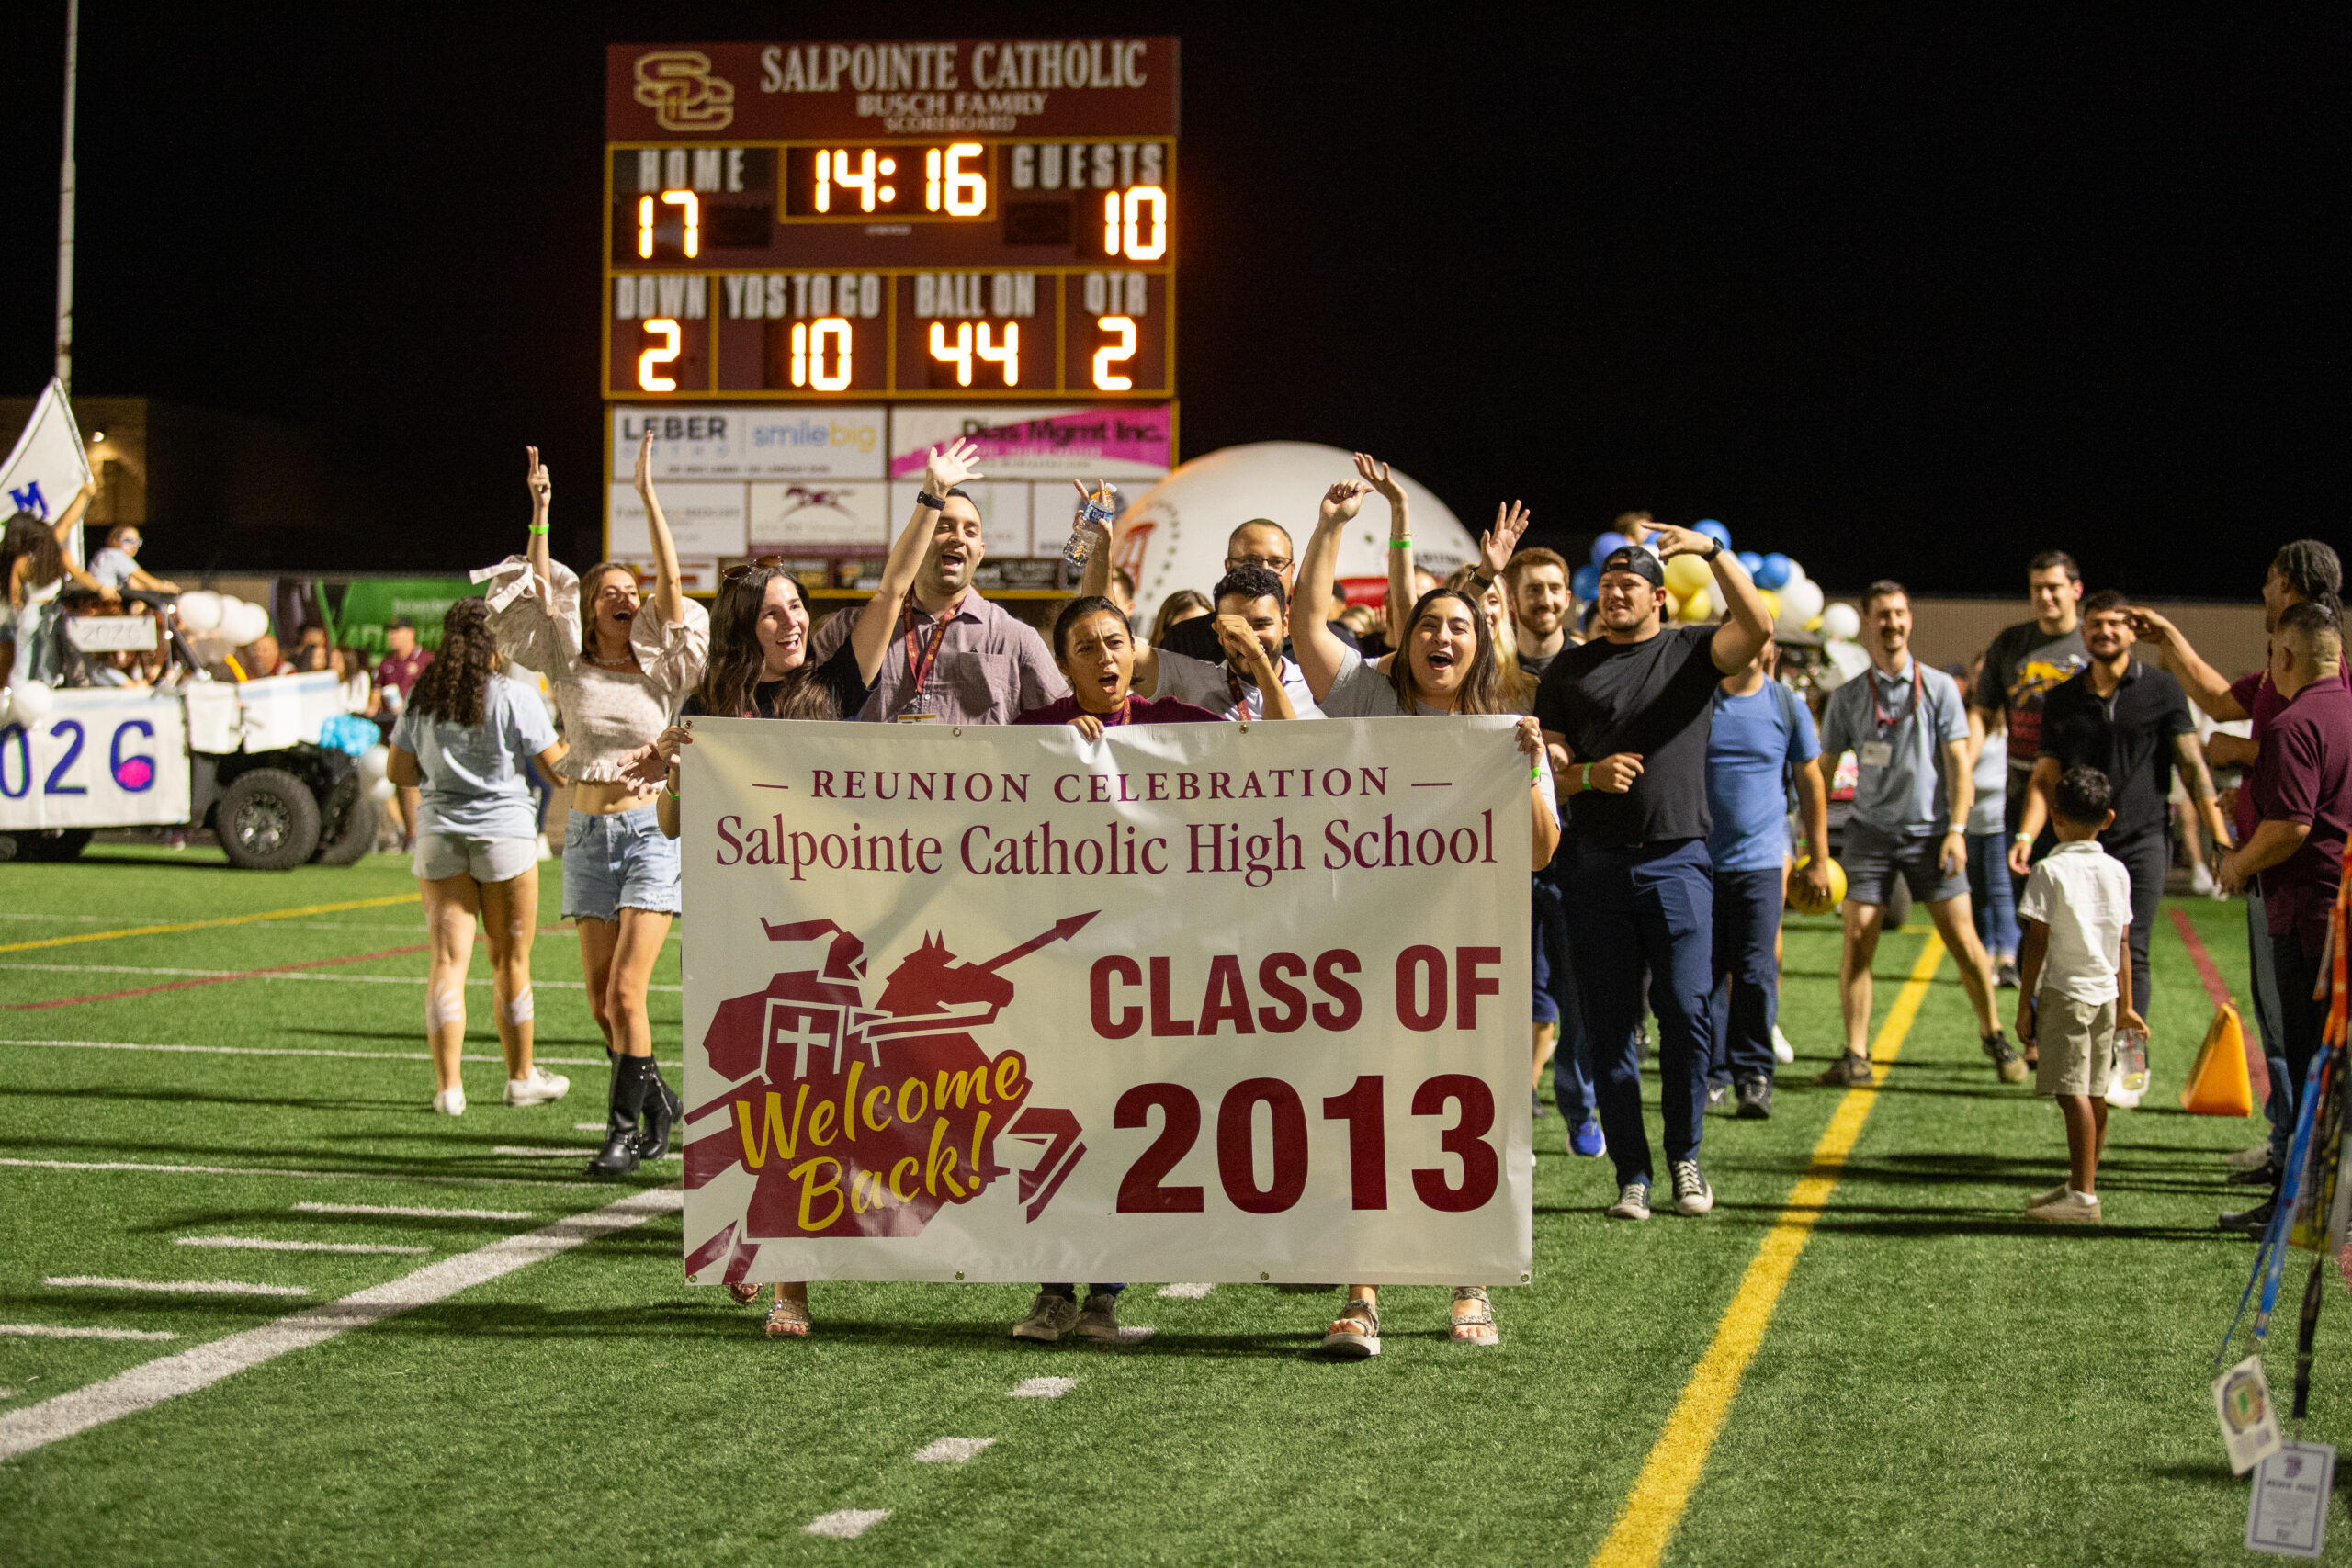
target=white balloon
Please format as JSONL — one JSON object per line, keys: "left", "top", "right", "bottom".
{"left": 1781, "top": 558, "right": 1808, "bottom": 584}
{"left": 368, "top": 775, "right": 396, "bottom": 803}
{"left": 10, "top": 681, "right": 54, "bottom": 722}
{"left": 1780, "top": 577, "right": 1826, "bottom": 628}
{"left": 225, "top": 602, "right": 272, "bottom": 648}
{"left": 176, "top": 590, "right": 223, "bottom": 633}
{"left": 1819, "top": 602, "right": 1861, "bottom": 642}
{"left": 358, "top": 745, "right": 390, "bottom": 782}
{"left": 1819, "top": 638, "right": 1874, "bottom": 689}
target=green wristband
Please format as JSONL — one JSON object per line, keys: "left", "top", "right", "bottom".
{"left": 528, "top": 524, "right": 549, "bottom": 535}
{"left": 1388, "top": 537, "right": 1412, "bottom": 550}
{"left": 1581, "top": 763, "right": 1592, "bottom": 791}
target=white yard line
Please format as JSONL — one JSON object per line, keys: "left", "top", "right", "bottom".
{"left": 0, "top": 1156, "right": 604, "bottom": 1190}
{"left": 805, "top": 1510, "right": 890, "bottom": 1540}
{"left": 0, "top": 963, "right": 679, "bottom": 993}
{"left": 292, "top": 1201, "right": 534, "bottom": 1221}
{"left": 175, "top": 1236, "right": 430, "bottom": 1256}
{"left": 0, "top": 1323, "right": 178, "bottom": 1342}
{"left": 1157, "top": 1282, "right": 1215, "bottom": 1299}
{"left": 0, "top": 1187, "right": 682, "bottom": 1461}
{"left": 44, "top": 1277, "right": 311, "bottom": 1298}
{"left": 0, "top": 1039, "right": 665, "bottom": 1068}
{"left": 911, "top": 1436, "right": 997, "bottom": 1463}
{"left": 1008, "top": 1376, "right": 1077, "bottom": 1398}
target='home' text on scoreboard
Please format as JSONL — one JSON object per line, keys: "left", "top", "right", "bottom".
{"left": 605, "top": 39, "right": 1179, "bottom": 401}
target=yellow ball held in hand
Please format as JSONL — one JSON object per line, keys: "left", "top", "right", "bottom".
{"left": 1788, "top": 855, "right": 1847, "bottom": 915}
{"left": 1663, "top": 551, "right": 1713, "bottom": 599}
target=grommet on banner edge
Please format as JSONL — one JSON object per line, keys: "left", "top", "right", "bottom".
{"left": 956, "top": 1269, "right": 966, "bottom": 1280}
{"left": 1259, "top": 1270, "right": 1270, "bottom": 1280}
{"left": 686, "top": 1273, "right": 698, "bottom": 1284}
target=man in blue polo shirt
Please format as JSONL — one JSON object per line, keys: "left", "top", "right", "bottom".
{"left": 1818, "top": 581, "right": 2020, "bottom": 1087}
{"left": 1705, "top": 637, "right": 1828, "bottom": 1118}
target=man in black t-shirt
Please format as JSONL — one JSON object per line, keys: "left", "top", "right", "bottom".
{"left": 1533, "top": 523, "right": 1773, "bottom": 1222}
{"left": 1970, "top": 550, "right": 2090, "bottom": 902}
{"left": 2011, "top": 591, "right": 2218, "bottom": 1063}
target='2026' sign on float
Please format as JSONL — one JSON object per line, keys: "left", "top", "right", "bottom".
{"left": 679, "top": 715, "right": 1534, "bottom": 1290}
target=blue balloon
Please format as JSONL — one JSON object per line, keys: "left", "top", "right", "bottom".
{"left": 1571, "top": 564, "right": 1601, "bottom": 602}
{"left": 1755, "top": 552, "right": 1792, "bottom": 591}
{"left": 1736, "top": 551, "right": 1764, "bottom": 578}
{"left": 1696, "top": 519, "right": 1733, "bottom": 550}
{"left": 1590, "top": 532, "right": 1629, "bottom": 569}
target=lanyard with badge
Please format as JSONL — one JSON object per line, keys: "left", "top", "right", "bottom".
{"left": 893, "top": 592, "right": 966, "bottom": 722}
{"left": 1859, "top": 659, "right": 1923, "bottom": 771}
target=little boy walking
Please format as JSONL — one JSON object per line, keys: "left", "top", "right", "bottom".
{"left": 2014, "top": 765, "right": 2143, "bottom": 1223}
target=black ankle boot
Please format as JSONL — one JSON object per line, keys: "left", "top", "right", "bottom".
{"left": 587, "top": 1056, "right": 650, "bottom": 1180}
{"left": 638, "top": 1058, "right": 683, "bottom": 1161}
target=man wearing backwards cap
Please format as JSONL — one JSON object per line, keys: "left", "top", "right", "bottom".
{"left": 1533, "top": 521, "right": 1773, "bottom": 1222}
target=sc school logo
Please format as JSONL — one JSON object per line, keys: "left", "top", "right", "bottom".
{"left": 634, "top": 51, "right": 736, "bottom": 132}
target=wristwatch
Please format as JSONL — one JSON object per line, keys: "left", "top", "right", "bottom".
{"left": 1703, "top": 539, "right": 1724, "bottom": 562}
{"left": 917, "top": 490, "right": 946, "bottom": 512}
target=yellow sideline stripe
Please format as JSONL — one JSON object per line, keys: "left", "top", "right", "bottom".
{"left": 0, "top": 894, "right": 420, "bottom": 955}
{"left": 1589, "top": 932, "right": 1948, "bottom": 1568}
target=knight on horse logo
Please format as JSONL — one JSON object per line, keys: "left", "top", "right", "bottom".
{"left": 684, "top": 911, "right": 1095, "bottom": 1289}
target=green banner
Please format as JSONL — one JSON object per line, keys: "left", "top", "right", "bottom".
{"left": 336, "top": 578, "right": 483, "bottom": 654}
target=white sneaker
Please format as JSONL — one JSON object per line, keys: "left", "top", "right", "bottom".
{"left": 1771, "top": 1025, "right": 1795, "bottom": 1065}
{"left": 503, "top": 1066, "right": 571, "bottom": 1106}
{"left": 2026, "top": 1190, "right": 2101, "bottom": 1224}
{"left": 432, "top": 1087, "right": 466, "bottom": 1115}
{"left": 2025, "top": 1183, "right": 2071, "bottom": 1210}
{"left": 1606, "top": 1182, "right": 1652, "bottom": 1221}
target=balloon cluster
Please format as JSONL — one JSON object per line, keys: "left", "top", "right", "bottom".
{"left": 174, "top": 591, "right": 273, "bottom": 660}
{"left": 1571, "top": 520, "right": 1857, "bottom": 642}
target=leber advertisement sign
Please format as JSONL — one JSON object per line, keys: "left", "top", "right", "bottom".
{"left": 680, "top": 717, "right": 1534, "bottom": 1289}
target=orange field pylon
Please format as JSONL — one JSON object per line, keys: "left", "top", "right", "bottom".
{"left": 2179, "top": 1002, "right": 2256, "bottom": 1117}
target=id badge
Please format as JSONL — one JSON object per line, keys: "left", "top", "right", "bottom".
{"left": 2215, "top": 1354, "right": 2285, "bottom": 1474}
{"left": 893, "top": 691, "right": 940, "bottom": 724}
{"left": 2247, "top": 1441, "right": 2335, "bottom": 1558}
{"left": 1860, "top": 740, "right": 1894, "bottom": 769}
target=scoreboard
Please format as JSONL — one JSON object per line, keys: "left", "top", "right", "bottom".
{"left": 603, "top": 39, "right": 1179, "bottom": 584}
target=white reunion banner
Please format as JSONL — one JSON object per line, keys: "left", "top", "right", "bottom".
{"left": 681, "top": 716, "right": 1533, "bottom": 1289}
{"left": 1, "top": 379, "right": 95, "bottom": 564}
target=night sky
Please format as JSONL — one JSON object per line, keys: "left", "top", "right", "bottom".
{"left": 2, "top": 3, "right": 2340, "bottom": 594}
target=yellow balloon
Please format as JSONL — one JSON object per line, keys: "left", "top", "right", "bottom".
{"left": 1676, "top": 586, "right": 1713, "bottom": 622}
{"left": 1788, "top": 856, "right": 1848, "bottom": 915}
{"left": 1757, "top": 588, "right": 1781, "bottom": 622}
{"left": 1663, "top": 552, "right": 1713, "bottom": 599}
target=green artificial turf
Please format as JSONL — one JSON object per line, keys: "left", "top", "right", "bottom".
{"left": 0, "top": 847, "right": 2343, "bottom": 1564}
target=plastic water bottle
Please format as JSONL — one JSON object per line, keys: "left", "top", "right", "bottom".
{"left": 1061, "top": 483, "right": 1117, "bottom": 568}
{"left": 2117, "top": 1028, "right": 2150, "bottom": 1094}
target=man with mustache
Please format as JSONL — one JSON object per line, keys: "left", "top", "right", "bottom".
{"left": 808, "top": 488, "right": 1066, "bottom": 724}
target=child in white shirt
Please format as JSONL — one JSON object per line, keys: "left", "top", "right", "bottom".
{"left": 2015, "top": 765, "right": 2144, "bottom": 1224}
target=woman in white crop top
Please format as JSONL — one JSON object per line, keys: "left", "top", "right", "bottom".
{"left": 481, "top": 435, "right": 708, "bottom": 1180}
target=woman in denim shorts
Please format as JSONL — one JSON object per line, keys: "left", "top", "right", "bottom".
{"left": 481, "top": 437, "right": 707, "bottom": 1179}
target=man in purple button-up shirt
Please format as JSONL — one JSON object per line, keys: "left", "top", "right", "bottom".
{"left": 808, "top": 488, "right": 1068, "bottom": 724}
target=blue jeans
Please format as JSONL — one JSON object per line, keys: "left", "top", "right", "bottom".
{"left": 1709, "top": 865, "right": 1783, "bottom": 1087}
{"left": 1564, "top": 837, "right": 1715, "bottom": 1189}
{"left": 1965, "top": 830, "right": 2019, "bottom": 959}
{"left": 1532, "top": 874, "right": 1594, "bottom": 1122}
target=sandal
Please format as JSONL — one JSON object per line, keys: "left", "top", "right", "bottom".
{"left": 1320, "top": 1296, "right": 1381, "bottom": 1359}
{"left": 726, "top": 1281, "right": 763, "bottom": 1305}
{"left": 763, "top": 1297, "right": 811, "bottom": 1338}
{"left": 1450, "top": 1286, "right": 1499, "bottom": 1348}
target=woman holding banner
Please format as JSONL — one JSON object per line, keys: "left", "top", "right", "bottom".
{"left": 1295, "top": 465, "right": 1561, "bottom": 1354}
{"left": 641, "top": 440, "right": 984, "bottom": 1337}
{"left": 481, "top": 435, "right": 706, "bottom": 1181}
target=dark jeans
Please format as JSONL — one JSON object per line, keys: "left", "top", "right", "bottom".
{"left": 1564, "top": 837, "right": 1715, "bottom": 1189}
{"left": 2269, "top": 931, "right": 2326, "bottom": 1172}
{"left": 1709, "top": 865, "right": 1784, "bottom": 1087}
{"left": 2103, "top": 826, "right": 2168, "bottom": 1021}
{"left": 1044, "top": 1283, "right": 1124, "bottom": 1298}
{"left": 2249, "top": 893, "right": 2293, "bottom": 1162}
{"left": 1965, "top": 830, "right": 2020, "bottom": 958}
{"left": 1532, "top": 874, "right": 1595, "bottom": 1122}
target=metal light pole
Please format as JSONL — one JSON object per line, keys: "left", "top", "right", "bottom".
{"left": 55, "top": 0, "right": 79, "bottom": 394}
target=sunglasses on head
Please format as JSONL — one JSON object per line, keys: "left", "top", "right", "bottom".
{"left": 721, "top": 555, "right": 790, "bottom": 582}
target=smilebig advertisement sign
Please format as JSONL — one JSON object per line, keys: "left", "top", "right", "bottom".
{"left": 679, "top": 716, "right": 1533, "bottom": 1291}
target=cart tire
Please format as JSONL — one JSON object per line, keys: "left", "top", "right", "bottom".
{"left": 312, "top": 795, "right": 379, "bottom": 866}
{"left": 216, "top": 769, "right": 322, "bottom": 870}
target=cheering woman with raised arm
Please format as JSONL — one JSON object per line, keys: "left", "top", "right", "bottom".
{"left": 482, "top": 435, "right": 708, "bottom": 1180}
{"left": 1293, "top": 462, "right": 1561, "bottom": 1355}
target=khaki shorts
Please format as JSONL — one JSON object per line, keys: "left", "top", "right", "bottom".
{"left": 413, "top": 832, "right": 538, "bottom": 885}
{"left": 2034, "top": 991, "right": 2116, "bottom": 1098}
